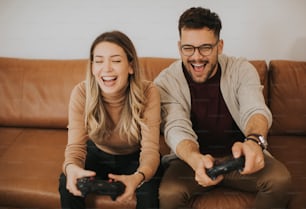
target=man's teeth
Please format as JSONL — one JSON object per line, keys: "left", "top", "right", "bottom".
{"left": 191, "top": 61, "right": 209, "bottom": 68}
{"left": 193, "top": 64, "right": 204, "bottom": 67}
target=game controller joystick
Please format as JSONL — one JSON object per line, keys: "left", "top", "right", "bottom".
{"left": 206, "top": 156, "right": 245, "bottom": 180}
{"left": 77, "top": 176, "right": 125, "bottom": 201}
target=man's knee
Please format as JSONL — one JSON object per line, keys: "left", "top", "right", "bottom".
{"left": 159, "top": 178, "right": 191, "bottom": 209}
{"left": 260, "top": 160, "right": 292, "bottom": 194}
{"left": 270, "top": 170, "right": 291, "bottom": 193}
{"left": 159, "top": 178, "right": 184, "bottom": 199}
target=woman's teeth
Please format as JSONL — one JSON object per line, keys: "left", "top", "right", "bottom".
{"left": 102, "top": 76, "right": 116, "bottom": 81}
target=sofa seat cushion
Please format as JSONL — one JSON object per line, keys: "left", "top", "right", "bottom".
{"left": 86, "top": 195, "right": 136, "bottom": 209}
{"left": 0, "top": 128, "right": 23, "bottom": 158}
{"left": 268, "top": 135, "right": 306, "bottom": 209}
{"left": 191, "top": 187, "right": 254, "bottom": 209}
{"left": 0, "top": 128, "right": 139, "bottom": 209}
{"left": 0, "top": 128, "right": 66, "bottom": 209}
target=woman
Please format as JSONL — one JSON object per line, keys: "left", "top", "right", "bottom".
{"left": 59, "top": 30, "right": 162, "bottom": 209}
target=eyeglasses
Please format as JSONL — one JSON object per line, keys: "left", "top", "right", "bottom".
{"left": 180, "top": 40, "right": 219, "bottom": 57}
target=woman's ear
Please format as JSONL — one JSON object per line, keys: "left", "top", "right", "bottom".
{"left": 128, "top": 63, "right": 134, "bottom": 75}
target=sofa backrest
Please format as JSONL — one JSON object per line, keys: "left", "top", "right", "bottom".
{"left": 140, "top": 57, "right": 177, "bottom": 81}
{"left": 0, "top": 57, "right": 268, "bottom": 129}
{"left": 268, "top": 60, "right": 306, "bottom": 136}
{"left": 0, "top": 57, "right": 87, "bottom": 128}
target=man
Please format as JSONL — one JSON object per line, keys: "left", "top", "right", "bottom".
{"left": 154, "top": 7, "right": 291, "bottom": 209}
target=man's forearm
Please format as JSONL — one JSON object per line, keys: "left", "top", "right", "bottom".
{"left": 244, "top": 113, "right": 269, "bottom": 138}
{"left": 176, "top": 139, "right": 202, "bottom": 170}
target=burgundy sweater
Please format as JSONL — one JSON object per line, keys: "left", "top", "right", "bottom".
{"left": 183, "top": 64, "right": 244, "bottom": 157}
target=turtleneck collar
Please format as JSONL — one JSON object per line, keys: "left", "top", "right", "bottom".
{"left": 101, "top": 83, "right": 128, "bottom": 107}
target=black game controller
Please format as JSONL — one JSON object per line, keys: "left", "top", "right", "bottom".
{"left": 77, "top": 176, "right": 125, "bottom": 201}
{"left": 206, "top": 156, "right": 245, "bottom": 180}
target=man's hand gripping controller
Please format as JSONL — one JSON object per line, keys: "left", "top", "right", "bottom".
{"left": 206, "top": 156, "right": 245, "bottom": 180}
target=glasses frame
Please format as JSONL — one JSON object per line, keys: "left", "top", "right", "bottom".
{"left": 180, "top": 40, "right": 219, "bottom": 57}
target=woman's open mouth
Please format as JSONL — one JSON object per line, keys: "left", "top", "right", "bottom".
{"left": 102, "top": 76, "right": 117, "bottom": 86}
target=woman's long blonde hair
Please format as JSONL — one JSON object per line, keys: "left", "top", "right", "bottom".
{"left": 85, "top": 31, "right": 145, "bottom": 144}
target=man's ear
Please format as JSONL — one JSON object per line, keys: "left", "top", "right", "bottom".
{"left": 177, "top": 41, "right": 182, "bottom": 55}
{"left": 217, "top": 39, "right": 224, "bottom": 55}
{"left": 177, "top": 41, "right": 181, "bottom": 51}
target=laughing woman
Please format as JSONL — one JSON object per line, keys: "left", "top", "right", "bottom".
{"left": 59, "top": 30, "right": 162, "bottom": 209}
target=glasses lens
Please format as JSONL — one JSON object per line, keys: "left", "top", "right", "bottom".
{"left": 199, "top": 45, "right": 212, "bottom": 56}
{"left": 181, "top": 46, "right": 195, "bottom": 56}
{"left": 181, "top": 40, "right": 218, "bottom": 57}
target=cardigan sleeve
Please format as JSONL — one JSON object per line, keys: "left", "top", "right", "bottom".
{"left": 154, "top": 61, "right": 199, "bottom": 156}
{"left": 218, "top": 54, "right": 272, "bottom": 134}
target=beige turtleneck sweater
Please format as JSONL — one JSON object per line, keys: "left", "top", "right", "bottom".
{"left": 63, "top": 80, "right": 161, "bottom": 180}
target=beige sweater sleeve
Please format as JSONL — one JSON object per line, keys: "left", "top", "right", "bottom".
{"left": 137, "top": 81, "right": 161, "bottom": 180}
{"left": 154, "top": 60, "right": 199, "bottom": 156}
{"left": 62, "top": 82, "right": 88, "bottom": 174}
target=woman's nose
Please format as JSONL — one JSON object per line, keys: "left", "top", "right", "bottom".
{"left": 101, "top": 61, "right": 112, "bottom": 72}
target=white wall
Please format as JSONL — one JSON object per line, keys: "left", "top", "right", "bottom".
{"left": 0, "top": 0, "right": 305, "bottom": 61}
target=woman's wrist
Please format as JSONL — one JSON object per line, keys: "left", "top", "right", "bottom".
{"left": 134, "top": 170, "right": 146, "bottom": 188}
{"left": 64, "top": 163, "right": 74, "bottom": 175}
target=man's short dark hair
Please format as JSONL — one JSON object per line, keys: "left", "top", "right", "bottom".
{"left": 178, "top": 7, "right": 222, "bottom": 38}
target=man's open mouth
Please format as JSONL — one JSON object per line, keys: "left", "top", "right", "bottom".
{"left": 191, "top": 61, "right": 208, "bottom": 72}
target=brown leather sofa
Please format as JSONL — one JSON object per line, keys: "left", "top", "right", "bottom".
{"left": 0, "top": 56, "right": 305, "bottom": 209}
